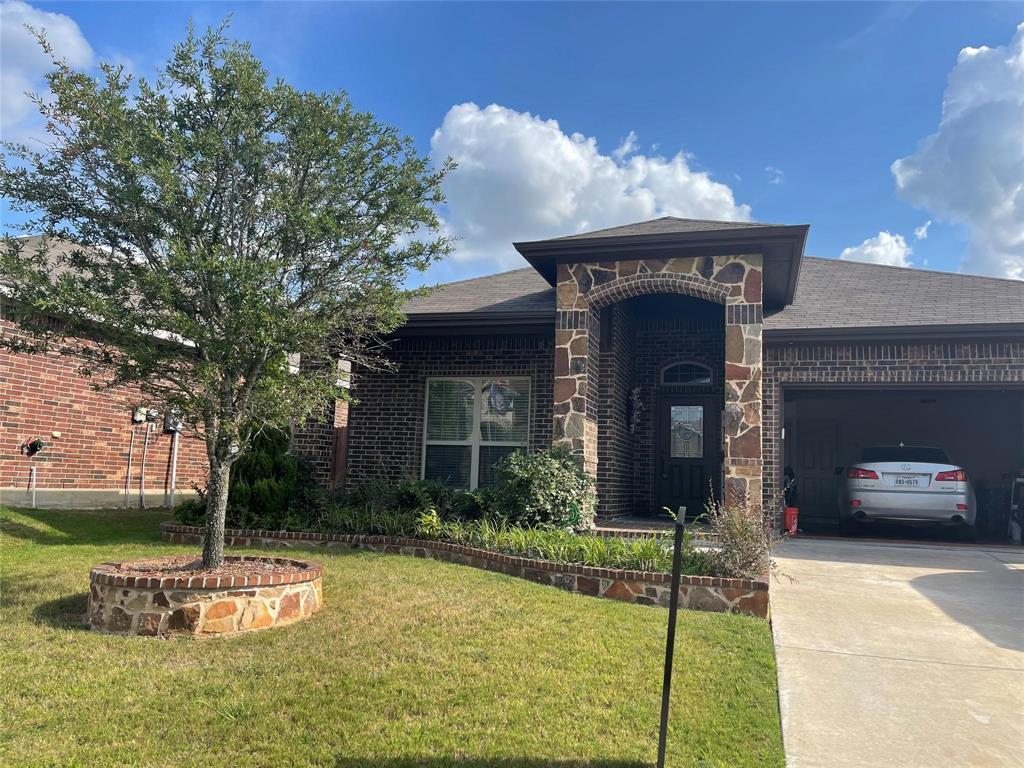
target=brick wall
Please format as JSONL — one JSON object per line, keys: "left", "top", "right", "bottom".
{"left": 596, "top": 304, "right": 637, "bottom": 517}
{"left": 290, "top": 358, "right": 340, "bottom": 487}
{"left": 762, "top": 337, "right": 1024, "bottom": 516}
{"left": 1, "top": 316, "right": 208, "bottom": 507}
{"left": 345, "top": 332, "right": 554, "bottom": 486}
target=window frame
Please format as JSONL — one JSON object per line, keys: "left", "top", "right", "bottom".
{"left": 660, "top": 361, "right": 714, "bottom": 386}
{"left": 421, "top": 376, "right": 531, "bottom": 489}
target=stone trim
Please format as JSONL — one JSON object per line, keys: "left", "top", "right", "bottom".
{"left": 160, "top": 523, "right": 769, "bottom": 617}
{"left": 90, "top": 555, "right": 323, "bottom": 590}
{"left": 585, "top": 273, "right": 730, "bottom": 308}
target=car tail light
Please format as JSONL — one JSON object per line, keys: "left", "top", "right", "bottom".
{"left": 850, "top": 499, "right": 861, "bottom": 507}
{"left": 956, "top": 503, "right": 968, "bottom": 512}
{"left": 847, "top": 467, "right": 879, "bottom": 480}
{"left": 935, "top": 469, "right": 966, "bottom": 482}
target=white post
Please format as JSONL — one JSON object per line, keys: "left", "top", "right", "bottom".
{"left": 29, "top": 466, "right": 37, "bottom": 509}
{"left": 167, "top": 429, "right": 180, "bottom": 508}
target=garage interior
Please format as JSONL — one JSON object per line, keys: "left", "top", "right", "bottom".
{"left": 783, "top": 387, "right": 1024, "bottom": 543}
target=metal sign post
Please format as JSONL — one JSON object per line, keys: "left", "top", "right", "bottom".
{"left": 656, "top": 506, "right": 686, "bottom": 768}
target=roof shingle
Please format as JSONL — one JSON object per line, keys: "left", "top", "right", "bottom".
{"left": 405, "top": 256, "right": 1024, "bottom": 332}
{"left": 548, "top": 216, "right": 779, "bottom": 241}
{"left": 764, "top": 257, "right": 1024, "bottom": 331}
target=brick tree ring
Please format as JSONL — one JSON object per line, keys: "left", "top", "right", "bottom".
{"left": 88, "top": 555, "right": 324, "bottom": 637}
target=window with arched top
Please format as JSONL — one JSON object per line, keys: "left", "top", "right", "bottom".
{"left": 660, "top": 362, "right": 712, "bottom": 386}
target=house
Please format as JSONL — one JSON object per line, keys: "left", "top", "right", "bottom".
{"left": 1, "top": 236, "right": 210, "bottom": 508}
{"left": 334, "top": 217, "right": 1024, "bottom": 535}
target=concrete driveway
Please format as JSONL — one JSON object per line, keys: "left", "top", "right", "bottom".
{"left": 771, "top": 538, "right": 1024, "bottom": 768}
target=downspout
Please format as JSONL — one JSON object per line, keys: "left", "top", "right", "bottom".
{"left": 29, "top": 466, "right": 37, "bottom": 509}
{"left": 124, "top": 427, "right": 136, "bottom": 509}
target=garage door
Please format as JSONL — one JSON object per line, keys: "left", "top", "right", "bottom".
{"left": 783, "top": 387, "right": 1024, "bottom": 541}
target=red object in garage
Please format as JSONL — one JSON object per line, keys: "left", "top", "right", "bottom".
{"left": 784, "top": 507, "right": 799, "bottom": 535}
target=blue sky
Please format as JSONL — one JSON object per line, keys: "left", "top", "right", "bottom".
{"left": 2, "top": 1, "right": 1022, "bottom": 284}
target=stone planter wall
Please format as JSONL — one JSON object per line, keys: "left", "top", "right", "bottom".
{"left": 89, "top": 556, "right": 323, "bottom": 637}
{"left": 160, "top": 523, "right": 769, "bottom": 618}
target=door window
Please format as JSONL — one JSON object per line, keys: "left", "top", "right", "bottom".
{"left": 669, "top": 405, "right": 704, "bottom": 458}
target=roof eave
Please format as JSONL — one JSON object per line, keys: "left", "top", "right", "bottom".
{"left": 396, "top": 309, "right": 554, "bottom": 336}
{"left": 764, "top": 321, "right": 1024, "bottom": 343}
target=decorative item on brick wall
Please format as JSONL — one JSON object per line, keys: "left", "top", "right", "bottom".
{"left": 629, "top": 386, "right": 644, "bottom": 435}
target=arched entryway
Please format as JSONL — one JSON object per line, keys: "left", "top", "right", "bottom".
{"left": 552, "top": 255, "right": 764, "bottom": 520}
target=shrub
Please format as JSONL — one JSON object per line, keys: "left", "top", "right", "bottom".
{"left": 701, "top": 488, "right": 776, "bottom": 579}
{"left": 337, "top": 478, "right": 484, "bottom": 521}
{"left": 318, "top": 505, "right": 421, "bottom": 537}
{"left": 172, "top": 427, "right": 326, "bottom": 530}
{"left": 415, "top": 514, "right": 712, "bottom": 575}
{"left": 487, "top": 447, "right": 595, "bottom": 531}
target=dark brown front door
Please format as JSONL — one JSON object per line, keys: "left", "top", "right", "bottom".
{"left": 653, "top": 396, "right": 720, "bottom": 519}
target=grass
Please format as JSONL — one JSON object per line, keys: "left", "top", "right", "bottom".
{"left": 0, "top": 506, "right": 784, "bottom": 768}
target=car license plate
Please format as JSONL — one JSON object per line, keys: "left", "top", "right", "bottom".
{"left": 894, "top": 475, "right": 921, "bottom": 487}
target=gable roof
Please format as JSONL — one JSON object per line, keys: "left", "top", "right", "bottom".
{"left": 404, "top": 257, "right": 1024, "bottom": 339}
{"left": 513, "top": 216, "right": 809, "bottom": 308}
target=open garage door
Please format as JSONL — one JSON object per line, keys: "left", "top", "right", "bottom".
{"left": 784, "top": 387, "right": 1024, "bottom": 542}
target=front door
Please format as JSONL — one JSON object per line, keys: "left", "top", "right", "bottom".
{"left": 654, "top": 396, "right": 720, "bottom": 519}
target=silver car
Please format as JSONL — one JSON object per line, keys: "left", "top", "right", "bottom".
{"left": 840, "top": 445, "right": 976, "bottom": 533}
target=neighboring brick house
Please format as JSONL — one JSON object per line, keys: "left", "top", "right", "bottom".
{"left": 337, "top": 217, "right": 1024, "bottom": 535}
{"left": 1, "top": 237, "right": 210, "bottom": 509}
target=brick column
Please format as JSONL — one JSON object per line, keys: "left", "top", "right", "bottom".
{"left": 723, "top": 256, "right": 764, "bottom": 505}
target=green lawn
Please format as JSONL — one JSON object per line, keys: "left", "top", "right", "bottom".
{"left": 0, "top": 506, "right": 784, "bottom": 768}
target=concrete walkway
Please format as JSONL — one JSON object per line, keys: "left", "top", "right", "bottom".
{"left": 771, "top": 538, "right": 1024, "bottom": 768}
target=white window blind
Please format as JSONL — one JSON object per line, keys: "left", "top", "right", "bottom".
{"left": 423, "top": 377, "right": 530, "bottom": 489}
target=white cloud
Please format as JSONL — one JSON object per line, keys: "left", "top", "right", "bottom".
{"left": 765, "top": 166, "right": 784, "bottom": 185}
{"left": 840, "top": 231, "right": 913, "bottom": 267}
{"left": 430, "top": 103, "right": 751, "bottom": 268}
{"left": 1, "top": 0, "right": 93, "bottom": 144}
{"left": 892, "top": 23, "right": 1024, "bottom": 280}
{"left": 913, "top": 220, "right": 932, "bottom": 240}
{"left": 612, "top": 130, "right": 638, "bottom": 161}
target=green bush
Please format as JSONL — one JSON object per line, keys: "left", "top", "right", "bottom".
{"left": 172, "top": 427, "right": 326, "bottom": 530}
{"left": 487, "top": 447, "right": 595, "bottom": 531}
{"left": 316, "top": 505, "right": 421, "bottom": 537}
{"left": 415, "top": 513, "right": 711, "bottom": 575}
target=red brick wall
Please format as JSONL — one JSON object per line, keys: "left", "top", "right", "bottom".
{"left": 1, "top": 316, "right": 209, "bottom": 504}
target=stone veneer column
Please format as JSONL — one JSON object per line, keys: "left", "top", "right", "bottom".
{"left": 723, "top": 256, "right": 764, "bottom": 505}
{"left": 553, "top": 264, "right": 599, "bottom": 476}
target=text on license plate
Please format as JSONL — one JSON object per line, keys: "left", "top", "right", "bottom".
{"left": 894, "top": 475, "right": 921, "bottom": 487}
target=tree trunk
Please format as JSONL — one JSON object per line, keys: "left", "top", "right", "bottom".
{"left": 202, "top": 462, "right": 232, "bottom": 569}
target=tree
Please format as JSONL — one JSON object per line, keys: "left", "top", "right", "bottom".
{"left": 0, "top": 22, "right": 452, "bottom": 568}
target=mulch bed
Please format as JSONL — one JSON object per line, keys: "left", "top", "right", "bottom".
{"left": 109, "top": 555, "right": 311, "bottom": 580}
